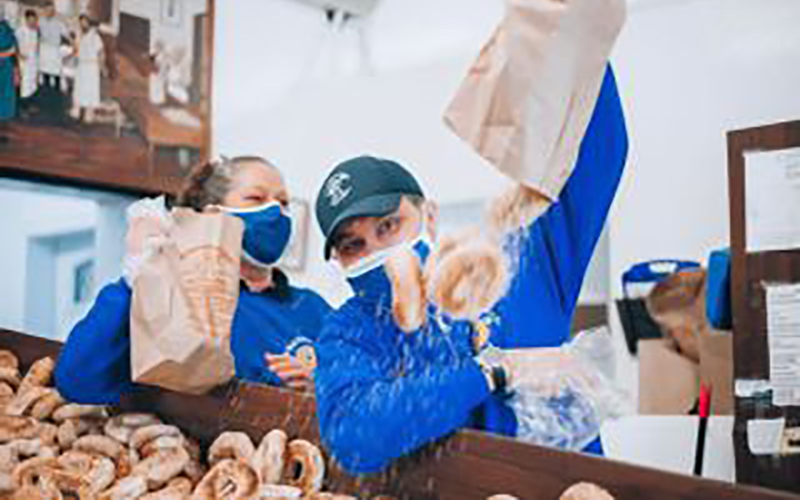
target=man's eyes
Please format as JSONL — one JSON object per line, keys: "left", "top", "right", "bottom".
{"left": 339, "top": 240, "right": 364, "bottom": 257}
{"left": 377, "top": 217, "right": 400, "bottom": 237}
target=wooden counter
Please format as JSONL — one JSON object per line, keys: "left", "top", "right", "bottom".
{"left": 0, "top": 328, "right": 795, "bottom": 500}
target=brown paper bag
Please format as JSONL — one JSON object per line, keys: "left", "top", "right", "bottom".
{"left": 130, "top": 209, "right": 244, "bottom": 395}
{"left": 444, "top": 0, "right": 626, "bottom": 199}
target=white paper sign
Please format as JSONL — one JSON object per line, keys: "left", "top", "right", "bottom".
{"left": 745, "top": 148, "right": 800, "bottom": 253}
{"left": 766, "top": 283, "right": 800, "bottom": 406}
{"left": 747, "top": 418, "right": 786, "bottom": 455}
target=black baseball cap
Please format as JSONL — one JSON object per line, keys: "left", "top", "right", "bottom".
{"left": 316, "top": 156, "right": 424, "bottom": 260}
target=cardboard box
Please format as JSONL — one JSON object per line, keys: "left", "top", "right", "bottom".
{"left": 638, "top": 333, "right": 733, "bottom": 415}
{"left": 698, "top": 332, "right": 734, "bottom": 415}
{"left": 639, "top": 339, "right": 699, "bottom": 415}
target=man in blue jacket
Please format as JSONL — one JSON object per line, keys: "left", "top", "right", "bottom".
{"left": 312, "top": 67, "right": 628, "bottom": 474}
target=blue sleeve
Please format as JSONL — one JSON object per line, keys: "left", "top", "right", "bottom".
{"left": 314, "top": 319, "right": 491, "bottom": 473}
{"left": 518, "top": 66, "right": 629, "bottom": 313}
{"left": 55, "top": 280, "right": 137, "bottom": 405}
{"left": 297, "top": 290, "right": 332, "bottom": 342}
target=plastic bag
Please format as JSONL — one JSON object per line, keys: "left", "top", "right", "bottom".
{"left": 122, "top": 196, "right": 173, "bottom": 285}
{"left": 499, "top": 328, "right": 632, "bottom": 451}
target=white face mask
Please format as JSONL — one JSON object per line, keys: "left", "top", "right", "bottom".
{"left": 341, "top": 215, "right": 433, "bottom": 280}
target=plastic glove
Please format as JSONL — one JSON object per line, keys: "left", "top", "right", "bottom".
{"left": 122, "top": 197, "right": 173, "bottom": 286}
{"left": 479, "top": 330, "right": 632, "bottom": 451}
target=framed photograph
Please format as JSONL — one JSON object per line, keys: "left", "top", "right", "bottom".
{"left": 280, "top": 199, "right": 310, "bottom": 272}
{"left": 0, "top": 0, "right": 215, "bottom": 195}
{"left": 73, "top": 259, "right": 95, "bottom": 304}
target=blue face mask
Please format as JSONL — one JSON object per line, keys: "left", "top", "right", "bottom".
{"left": 344, "top": 224, "right": 432, "bottom": 303}
{"left": 224, "top": 202, "right": 292, "bottom": 268}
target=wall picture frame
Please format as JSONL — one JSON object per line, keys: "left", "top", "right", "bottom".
{"left": 0, "top": 0, "right": 215, "bottom": 196}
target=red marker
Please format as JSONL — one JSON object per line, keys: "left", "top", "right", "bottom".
{"left": 693, "top": 384, "right": 712, "bottom": 476}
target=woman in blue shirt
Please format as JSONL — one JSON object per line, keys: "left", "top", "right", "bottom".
{"left": 55, "top": 156, "right": 331, "bottom": 405}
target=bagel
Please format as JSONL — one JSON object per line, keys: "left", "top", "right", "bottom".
{"left": 36, "top": 424, "right": 58, "bottom": 448}
{"left": 117, "top": 447, "right": 140, "bottom": 479}
{"left": 130, "top": 425, "right": 183, "bottom": 453}
{"left": 250, "top": 429, "right": 286, "bottom": 485}
{"left": 0, "top": 383, "right": 14, "bottom": 398}
{"left": 12, "top": 456, "right": 59, "bottom": 490}
{"left": 425, "top": 231, "right": 509, "bottom": 321}
{"left": 0, "top": 352, "right": 19, "bottom": 371}
{"left": 183, "top": 458, "right": 207, "bottom": 486}
{"left": 4, "top": 387, "right": 51, "bottom": 417}
{"left": 0, "top": 471, "right": 13, "bottom": 494}
{"left": 190, "top": 459, "right": 258, "bottom": 500}
{"left": 52, "top": 404, "right": 108, "bottom": 423}
{"left": 140, "top": 435, "right": 186, "bottom": 459}
{"left": 131, "top": 447, "right": 190, "bottom": 490}
{"left": 384, "top": 247, "right": 427, "bottom": 333}
{"left": 57, "top": 450, "right": 116, "bottom": 494}
{"left": 258, "top": 484, "right": 303, "bottom": 498}
{"left": 98, "top": 476, "right": 149, "bottom": 500}
{"left": 140, "top": 476, "right": 193, "bottom": 500}
{"left": 284, "top": 440, "right": 324, "bottom": 495}
{"left": 559, "top": 482, "right": 616, "bottom": 500}
{"left": 104, "top": 414, "right": 162, "bottom": 445}
{"left": 0, "top": 445, "right": 18, "bottom": 473}
{"left": 306, "top": 494, "right": 357, "bottom": 500}
{"left": 0, "top": 416, "right": 39, "bottom": 444}
{"left": 29, "top": 391, "right": 66, "bottom": 422}
{"left": 72, "top": 435, "right": 125, "bottom": 463}
{"left": 17, "top": 358, "right": 55, "bottom": 395}
{"left": 208, "top": 432, "right": 255, "bottom": 466}
{"left": 0, "top": 369, "right": 20, "bottom": 390}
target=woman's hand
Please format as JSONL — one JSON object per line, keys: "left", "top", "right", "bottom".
{"left": 265, "top": 353, "right": 314, "bottom": 392}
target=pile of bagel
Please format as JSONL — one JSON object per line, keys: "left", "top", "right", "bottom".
{"left": 0, "top": 350, "right": 356, "bottom": 499}
{"left": 488, "top": 483, "right": 616, "bottom": 500}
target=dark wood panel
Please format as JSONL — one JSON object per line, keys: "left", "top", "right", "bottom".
{"left": 727, "top": 119, "right": 800, "bottom": 493}
{"left": 728, "top": 120, "right": 800, "bottom": 380}
{"left": 571, "top": 304, "right": 608, "bottom": 333}
{"left": 1, "top": 328, "right": 798, "bottom": 500}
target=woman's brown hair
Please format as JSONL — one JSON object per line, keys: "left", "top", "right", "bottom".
{"left": 174, "top": 156, "right": 276, "bottom": 211}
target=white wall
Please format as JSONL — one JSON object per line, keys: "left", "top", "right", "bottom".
{"left": 0, "top": 183, "right": 97, "bottom": 332}
{"left": 54, "top": 232, "right": 96, "bottom": 341}
{"left": 0, "top": 180, "right": 133, "bottom": 338}
{"left": 609, "top": 0, "right": 800, "bottom": 295}
{"left": 214, "top": 0, "right": 515, "bottom": 305}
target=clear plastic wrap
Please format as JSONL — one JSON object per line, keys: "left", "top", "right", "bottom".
{"left": 122, "top": 196, "right": 173, "bottom": 285}
{"left": 494, "top": 328, "right": 632, "bottom": 451}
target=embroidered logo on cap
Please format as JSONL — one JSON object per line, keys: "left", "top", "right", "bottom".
{"left": 325, "top": 172, "right": 352, "bottom": 208}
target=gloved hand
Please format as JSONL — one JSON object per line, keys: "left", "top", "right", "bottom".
{"left": 122, "top": 197, "right": 173, "bottom": 286}
{"left": 475, "top": 345, "right": 582, "bottom": 396}
{"left": 478, "top": 335, "right": 632, "bottom": 451}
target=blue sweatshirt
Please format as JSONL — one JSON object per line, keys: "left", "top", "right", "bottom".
{"left": 314, "top": 66, "right": 629, "bottom": 474}
{"left": 55, "top": 271, "right": 331, "bottom": 405}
